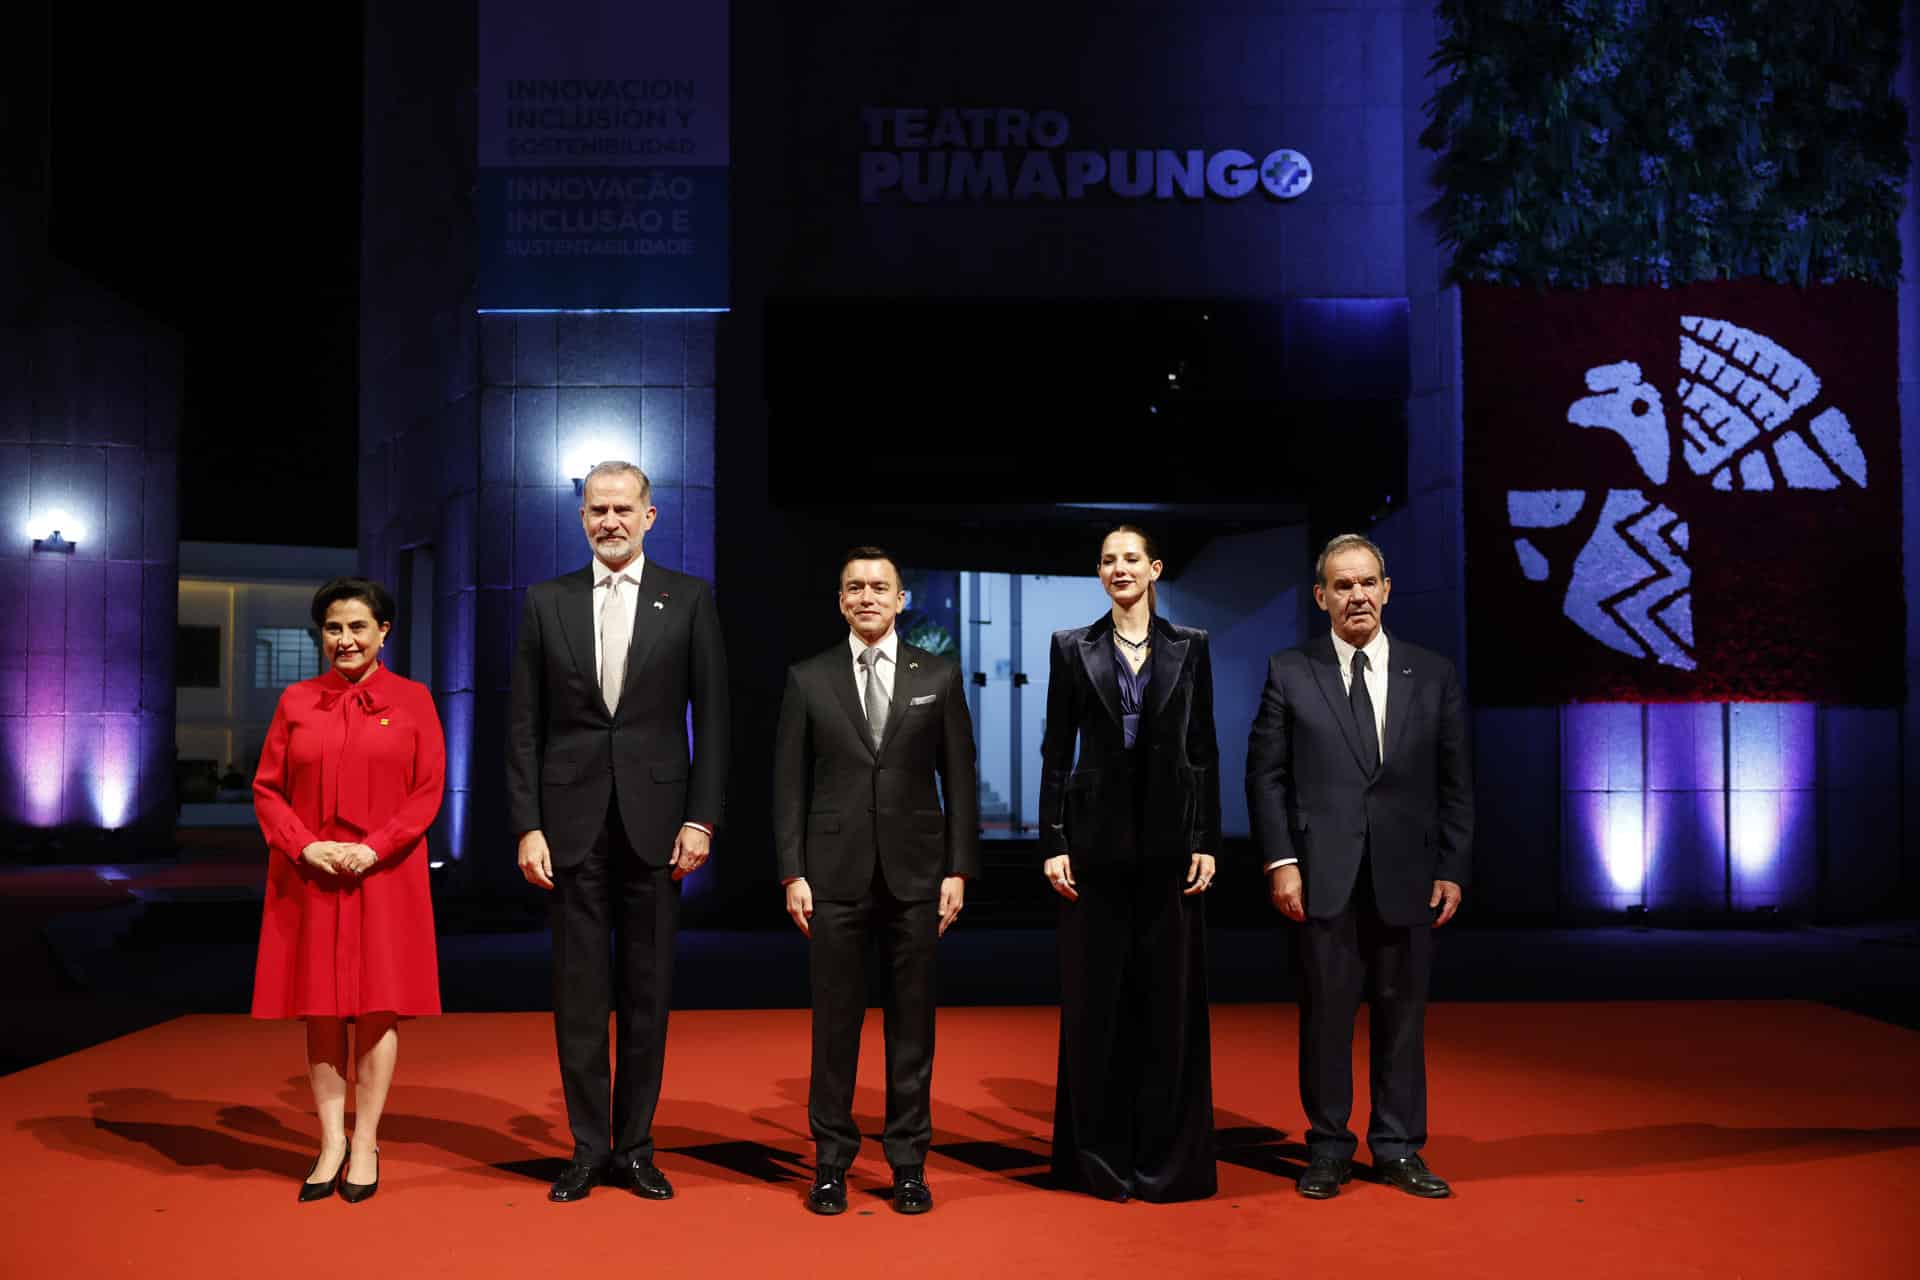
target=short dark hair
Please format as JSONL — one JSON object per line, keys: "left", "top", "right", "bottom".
{"left": 311, "top": 576, "right": 396, "bottom": 629}
{"left": 837, "top": 546, "right": 901, "bottom": 590}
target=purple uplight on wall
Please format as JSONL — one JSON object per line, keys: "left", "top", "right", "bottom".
{"left": 15, "top": 718, "right": 65, "bottom": 826}
{"left": 2, "top": 269, "right": 180, "bottom": 851}
{"left": 89, "top": 716, "right": 138, "bottom": 828}
{"left": 1563, "top": 703, "right": 1646, "bottom": 909}
{"left": 1603, "top": 789, "right": 1646, "bottom": 894}
{"left": 1563, "top": 700, "right": 1817, "bottom": 914}
{"left": 1730, "top": 791, "right": 1782, "bottom": 876}
{"left": 1728, "top": 703, "right": 1816, "bottom": 907}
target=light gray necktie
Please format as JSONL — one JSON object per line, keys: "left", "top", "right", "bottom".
{"left": 859, "top": 645, "right": 889, "bottom": 749}
{"left": 599, "top": 574, "right": 630, "bottom": 714}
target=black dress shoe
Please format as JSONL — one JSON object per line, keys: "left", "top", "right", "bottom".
{"left": 608, "top": 1155, "right": 675, "bottom": 1200}
{"left": 1376, "top": 1154, "right": 1451, "bottom": 1198}
{"left": 891, "top": 1164, "right": 933, "bottom": 1215}
{"left": 298, "top": 1149, "right": 346, "bottom": 1202}
{"left": 806, "top": 1164, "right": 848, "bottom": 1215}
{"left": 549, "top": 1161, "right": 599, "bottom": 1203}
{"left": 1296, "top": 1156, "right": 1353, "bottom": 1199}
{"left": 338, "top": 1148, "right": 379, "bottom": 1204}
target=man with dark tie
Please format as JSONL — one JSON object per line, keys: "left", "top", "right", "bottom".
{"left": 773, "top": 548, "right": 979, "bottom": 1215}
{"left": 508, "top": 460, "right": 729, "bottom": 1204}
{"left": 1245, "top": 533, "right": 1472, "bottom": 1199}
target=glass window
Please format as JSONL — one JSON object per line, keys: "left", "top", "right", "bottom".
{"left": 954, "top": 569, "right": 1109, "bottom": 839}
{"left": 254, "top": 627, "right": 322, "bottom": 689}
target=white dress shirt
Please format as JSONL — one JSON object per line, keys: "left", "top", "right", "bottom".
{"left": 592, "top": 554, "right": 711, "bottom": 838}
{"left": 1266, "top": 627, "right": 1390, "bottom": 872}
{"left": 849, "top": 626, "right": 900, "bottom": 705}
{"left": 1330, "top": 627, "right": 1390, "bottom": 758}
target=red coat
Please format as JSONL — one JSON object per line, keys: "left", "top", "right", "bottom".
{"left": 251, "top": 665, "right": 444, "bottom": 1018}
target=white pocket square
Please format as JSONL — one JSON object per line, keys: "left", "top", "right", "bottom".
{"left": 909, "top": 694, "right": 937, "bottom": 707}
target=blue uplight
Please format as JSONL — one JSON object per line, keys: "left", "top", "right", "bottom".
{"left": 1604, "top": 790, "right": 1645, "bottom": 894}
{"left": 1565, "top": 701, "right": 1814, "bottom": 912}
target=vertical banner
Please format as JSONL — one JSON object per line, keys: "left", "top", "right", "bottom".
{"left": 1463, "top": 282, "right": 1901, "bottom": 704}
{"left": 477, "top": 0, "right": 728, "bottom": 310}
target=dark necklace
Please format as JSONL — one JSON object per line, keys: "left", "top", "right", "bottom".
{"left": 1112, "top": 629, "right": 1151, "bottom": 652}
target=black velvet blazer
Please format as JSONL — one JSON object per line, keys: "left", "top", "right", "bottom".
{"left": 1037, "top": 613, "right": 1221, "bottom": 865}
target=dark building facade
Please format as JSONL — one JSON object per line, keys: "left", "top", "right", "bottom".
{"left": 1, "top": 6, "right": 180, "bottom": 855}
{"left": 353, "top": 0, "right": 1917, "bottom": 922}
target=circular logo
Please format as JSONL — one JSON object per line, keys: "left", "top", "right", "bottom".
{"left": 1259, "top": 149, "right": 1313, "bottom": 200}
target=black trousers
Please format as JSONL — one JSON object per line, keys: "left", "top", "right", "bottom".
{"left": 1052, "top": 857, "right": 1216, "bottom": 1202}
{"left": 550, "top": 797, "right": 680, "bottom": 1165}
{"left": 1295, "top": 856, "right": 1432, "bottom": 1163}
{"left": 807, "top": 866, "right": 939, "bottom": 1169}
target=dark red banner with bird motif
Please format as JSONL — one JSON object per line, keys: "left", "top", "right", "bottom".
{"left": 1463, "top": 282, "right": 1900, "bottom": 703}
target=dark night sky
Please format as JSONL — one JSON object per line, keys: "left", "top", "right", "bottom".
{"left": 47, "top": 8, "right": 363, "bottom": 547}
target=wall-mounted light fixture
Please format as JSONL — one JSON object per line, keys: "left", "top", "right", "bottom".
{"left": 564, "top": 443, "right": 631, "bottom": 497}
{"left": 27, "top": 511, "right": 84, "bottom": 554}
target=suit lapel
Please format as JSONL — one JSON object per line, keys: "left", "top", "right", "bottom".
{"left": 1382, "top": 636, "right": 1414, "bottom": 768}
{"left": 1143, "top": 618, "right": 1187, "bottom": 722}
{"left": 615, "top": 560, "right": 667, "bottom": 713}
{"left": 558, "top": 568, "right": 600, "bottom": 708}
{"left": 830, "top": 640, "right": 877, "bottom": 758}
{"left": 1309, "top": 633, "right": 1375, "bottom": 776}
{"left": 1079, "top": 619, "right": 1125, "bottom": 730}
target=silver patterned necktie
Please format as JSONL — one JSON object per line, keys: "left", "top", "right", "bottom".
{"left": 599, "top": 573, "right": 630, "bottom": 714}
{"left": 858, "top": 645, "right": 889, "bottom": 749}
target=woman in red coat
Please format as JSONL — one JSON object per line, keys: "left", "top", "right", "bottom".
{"left": 252, "top": 576, "right": 444, "bottom": 1203}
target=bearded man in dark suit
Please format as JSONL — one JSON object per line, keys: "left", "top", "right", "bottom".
{"left": 1246, "top": 533, "right": 1472, "bottom": 1200}
{"left": 508, "top": 460, "right": 729, "bottom": 1204}
{"left": 774, "top": 548, "right": 978, "bottom": 1216}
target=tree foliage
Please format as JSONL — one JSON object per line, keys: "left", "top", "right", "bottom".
{"left": 1421, "top": 0, "right": 1908, "bottom": 287}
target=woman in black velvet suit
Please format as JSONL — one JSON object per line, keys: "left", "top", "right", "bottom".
{"left": 1037, "top": 525, "right": 1220, "bottom": 1202}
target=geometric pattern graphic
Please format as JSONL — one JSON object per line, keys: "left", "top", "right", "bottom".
{"left": 1508, "top": 318, "right": 1870, "bottom": 672}
{"left": 1465, "top": 283, "right": 1900, "bottom": 703}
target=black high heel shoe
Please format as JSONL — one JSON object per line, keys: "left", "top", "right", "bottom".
{"left": 339, "top": 1147, "right": 379, "bottom": 1204}
{"left": 299, "top": 1149, "right": 346, "bottom": 1202}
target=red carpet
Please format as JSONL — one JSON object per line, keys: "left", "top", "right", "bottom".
{"left": 4, "top": 1002, "right": 1915, "bottom": 1278}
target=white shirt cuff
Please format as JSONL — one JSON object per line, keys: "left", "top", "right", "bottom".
{"left": 1264, "top": 858, "right": 1299, "bottom": 871}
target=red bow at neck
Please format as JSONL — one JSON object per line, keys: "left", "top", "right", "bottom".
{"left": 316, "top": 669, "right": 390, "bottom": 835}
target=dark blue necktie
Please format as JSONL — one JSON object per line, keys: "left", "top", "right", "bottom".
{"left": 1350, "top": 650, "right": 1380, "bottom": 773}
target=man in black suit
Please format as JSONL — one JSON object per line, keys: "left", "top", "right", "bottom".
{"left": 773, "top": 548, "right": 979, "bottom": 1216}
{"left": 508, "top": 460, "right": 729, "bottom": 1204}
{"left": 1246, "top": 533, "right": 1471, "bottom": 1200}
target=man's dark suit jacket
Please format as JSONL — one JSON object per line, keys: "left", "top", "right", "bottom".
{"left": 1037, "top": 614, "right": 1221, "bottom": 866}
{"left": 507, "top": 560, "right": 729, "bottom": 862}
{"left": 773, "top": 639, "right": 979, "bottom": 901}
{"left": 1245, "top": 631, "right": 1472, "bottom": 927}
